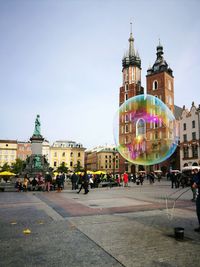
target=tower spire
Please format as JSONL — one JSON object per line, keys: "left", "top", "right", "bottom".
{"left": 128, "top": 22, "right": 135, "bottom": 57}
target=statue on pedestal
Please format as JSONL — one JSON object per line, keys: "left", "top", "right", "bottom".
{"left": 33, "top": 114, "right": 41, "bottom": 136}
{"left": 34, "top": 155, "right": 42, "bottom": 169}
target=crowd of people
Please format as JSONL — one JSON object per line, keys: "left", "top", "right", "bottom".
{"left": 15, "top": 172, "right": 66, "bottom": 192}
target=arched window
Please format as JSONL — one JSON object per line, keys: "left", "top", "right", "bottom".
{"left": 153, "top": 80, "right": 158, "bottom": 90}
{"left": 136, "top": 119, "right": 146, "bottom": 137}
{"left": 168, "top": 80, "right": 172, "bottom": 90}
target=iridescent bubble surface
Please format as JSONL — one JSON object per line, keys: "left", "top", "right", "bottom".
{"left": 113, "top": 94, "right": 179, "bottom": 165}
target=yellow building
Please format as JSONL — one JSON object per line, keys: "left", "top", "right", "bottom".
{"left": 49, "top": 140, "right": 85, "bottom": 171}
{"left": 85, "top": 146, "right": 119, "bottom": 174}
{"left": 0, "top": 140, "right": 18, "bottom": 167}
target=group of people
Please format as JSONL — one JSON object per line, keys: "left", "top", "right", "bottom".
{"left": 15, "top": 172, "right": 66, "bottom": 192}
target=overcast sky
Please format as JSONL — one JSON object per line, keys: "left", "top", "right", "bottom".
{"left": 0, "top": 0, "right": 200, "bottom": 149}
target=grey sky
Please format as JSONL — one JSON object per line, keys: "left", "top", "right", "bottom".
{"left": 0, "top": 0, "right": 199, "bottom": 149}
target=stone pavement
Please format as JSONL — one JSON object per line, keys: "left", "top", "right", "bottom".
{"left": 0, "top": 180, "right": 200, "bottom": 267}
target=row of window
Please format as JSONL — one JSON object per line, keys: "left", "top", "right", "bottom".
{"left": 152, "top": 80, "right": 172, "bottom": 91}
{"left": 183, "top": 120, "right": 195, "bottom": 130}
{"left": 53, "top": 161, "right": 74, "bottom": 167}
{"left": 104, "top": 164, "right": 119, "bottom": 169}
{"left": 183, "top": 132, "right": 196, "bottom": 142}
{"left": 53, "top": 152, "right": 81, "bottom": 157}
{"left": 183, "top": 146, "right": 198, "bottom": 158}
{"left": 0, "top": 155, "right": 15, "bottom": 161}
{"left": 0, "top": 150, "right": 15, "bottom": 155}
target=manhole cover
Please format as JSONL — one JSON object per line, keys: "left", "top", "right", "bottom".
{"left": 89, "top": 204, "right": 99, "bottom": 207}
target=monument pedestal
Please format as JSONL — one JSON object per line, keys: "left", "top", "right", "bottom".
{"left": 23, "top": 116, "right": 50, "bottom": 177}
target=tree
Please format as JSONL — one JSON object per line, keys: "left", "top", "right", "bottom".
{"left": 11, "top": 158, "right": 25, "bottom": 174}
{"left": 56, "top": 162, "right": 69, "bottom": 173}
{"left": 1, "top": 162, "right": 11, "bottom": 172}
{"left": 74, "top": 161, "right": 84, "bottom": 173}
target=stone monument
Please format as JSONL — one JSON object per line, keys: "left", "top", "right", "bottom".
{"left": 23, "top": 115, "right": 49, "bottom": 177}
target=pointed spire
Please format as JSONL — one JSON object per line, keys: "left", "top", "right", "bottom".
{"left": 156, "top": 38, "right": 164, "bottom": 59}
{"left": 128, "top": 22, "right": 135, "bottom": 57}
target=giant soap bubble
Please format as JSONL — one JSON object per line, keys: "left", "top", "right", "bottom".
{"left": 113, "top": 94, "right": 179, "bottom": 165}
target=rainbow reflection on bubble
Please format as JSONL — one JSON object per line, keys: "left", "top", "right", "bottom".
{"left": 113, "top": 94, "right": 179, "bottom": 166}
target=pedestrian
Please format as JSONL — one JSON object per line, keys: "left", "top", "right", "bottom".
{"left": 191, "top": 169, "right": 198, "bottom": 202}
{"left": 60, "top": 172, "right": 65, "bottom": 189}
{"left": 192, "top": 168, "right": 200, "bottom": 232}
{"left": 77, "top": 171, "right": 89, "bottom": 194}
{"left": 56, "top": 174, "right": 62, "bottom": 192}
{"left": 23, "top": 175, "right": 29, "bottom": 192}
{"left": 45, "top": 172, "right": 52, "bottom": 192}
{"left": 123, "top": 172, "right": 129, "bottom": 187}
{"left": 71, "top": 172, "right": 78, "bottom": 190}
{"left": 170, "top": 172, "right": 177, "bottom": 188}
{"left": 31, "top": 177, "right": 38, "bottom": 191}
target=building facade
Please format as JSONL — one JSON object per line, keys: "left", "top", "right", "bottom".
{"left": 17, "top": 141, "right": 32, "bottom": 161}
{"left": 179, "top": 103, "right": 200, "bottom": 170}
{"left": 49, "top": 140, "right": 85, "bottom": 171}
{"left": 85, "top": 146, "right": 119, "bottom": 174}
{"left": 0, "top": 140, "right": 18, "bottom": 167}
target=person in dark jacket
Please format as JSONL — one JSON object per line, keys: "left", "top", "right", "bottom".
{"left": 192, "top": 169, "right": 200, "bottom": 232}
{"left": 71, "top": 173, "right": 78, "bottom": 190}
{"left": 77, "top": 171, "right": 89, "bottom": 194}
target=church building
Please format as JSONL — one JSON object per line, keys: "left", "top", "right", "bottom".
{"left": 119, "top": 26, "right": 181, "bottom": 173}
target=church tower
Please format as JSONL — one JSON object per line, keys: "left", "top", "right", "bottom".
{"left": 120, "top": 23, "right": 143, "bottom": 107}
{"left": 146, "top": 41, "right": 174, "bottom": 113}
{"left": 119, "top": 24, "right": 144, "bottom": 173}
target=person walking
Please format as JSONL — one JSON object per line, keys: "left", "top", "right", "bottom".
{"left": 77, "top": 171, "right": 89, "bottom": 194}
{"left": 192, "top": 169, "right": 200, "bottom": 232}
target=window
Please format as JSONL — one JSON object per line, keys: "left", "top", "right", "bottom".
{"left": 192, "top": 145, "right": 198, "bottom": 158}
{"left": 105, "top": 155, "right": 107, "bottom": 158}
{"left": 105, "top": 160, "right": 107, "bottom": 163}
{"left": 62, "top": 152, "right": 65, "bottom": 157}
{"left": 109, "top": 165, "right": 111, "bottom": 168}
{"left": 183, "top": 134, "right": 187, "bottom": 142}
{"left": 153, "top": 80, "right": 158, "bottom": 90}
{"left": 192, "top": 120, "right": 195, "bottom": 128}
{"left": 125, "top": 124, "right": 129, "bottom": 133}
{"left": 136, "top": 119, "right": 146, "bottom": 136}
{"left": 183, "top": 123, "right": 186, "bottom": 130}
{"left": 183, "top": 147, "right": 189, "bottom": 158}
{"left": 105, "top": 165, "right": 107, "bottom": 169}
{"left": 70, "top": 152, "right": 73, "bottom": 157}
{"left": 70, "top": 161, "right": 73, "bottom": 167}
{"left": 54, "top": 152, "right": 57, "bottom": 157}
{"left": 132, "top": 67, "right": 134, "bottom": 81}
{"left": 125, "top": 83, "right": 128, "bottom": 91}
{"left": 192, "top": 132, "right": 196, "bottom": 140}
{"left": 54, "top": 161, "right": 57, "bottom": 167}
{"left": 125, "top": 93, "right": 128, "bottom": 101}
{"left": 168, "top": 80, "right": 172, "bottom": 90}
{"left": 78, "top": 152, "right": 81, "bottom": 157}
{"left": 125, "top": 114, "right": 129, "bottom": 122}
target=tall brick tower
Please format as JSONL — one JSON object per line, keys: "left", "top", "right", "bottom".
{"left": 146, "top": 41, "right": 174, "bottom": 113}
{"left": 119, "top": 24, "right": 144, "bottom": 173}
{"left": 146, "top": 42, "right": 175, "bottom": 170}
